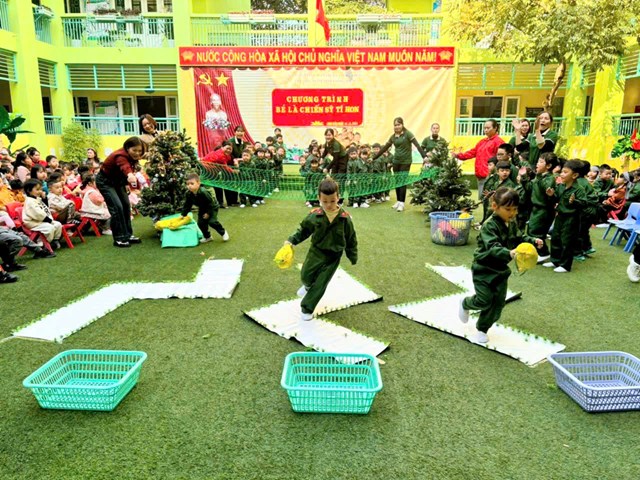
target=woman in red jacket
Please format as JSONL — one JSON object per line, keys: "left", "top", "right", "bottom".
{"left": 201, "top": 142, "right": 238, "bottom": 207}
{"left": 455, "top": 119, "right": 504, "bottom": 199}
{"left": 96, "top": 137, "right": 144, "bottom": 248}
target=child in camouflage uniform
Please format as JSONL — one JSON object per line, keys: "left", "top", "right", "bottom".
{"left": 285, "top": 178, "right": 358, "bottom": 321}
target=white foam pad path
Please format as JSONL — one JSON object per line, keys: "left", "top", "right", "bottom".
{"left": 13, "top": 259, "right": 243, "bottom": 342}
{"left": 245, "top": 267, "right": 386, "bottom": 357}
{"left": 427, "top": 264, "right": 519, "bottom": 300}
{"left": 388, "top": 293, "right": 565, "bottom": 367}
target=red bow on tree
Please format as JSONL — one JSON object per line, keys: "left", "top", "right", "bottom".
{"left": 631, "top": 129, "right": 640, "bottom": 151}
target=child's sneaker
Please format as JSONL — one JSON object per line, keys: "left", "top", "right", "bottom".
{"left": 385, "top": 196, "right": 390, "bottom": 201}
{"left": 353, "top": 203, "right": 359, "bottom": 208}
{"left": 239, "top": 204, "right": 246, "bottom": 208}
{"left": 51, "top": 240, "right": 61, "bottom": 250}
{"left": 537, "top": 254, "right": 550, "bottom": 263}
{"left": 360, "top": 202, "right": 370, "bottom": 208}
{"left": 392, "top": 201, "right": 399, "bottom": 210}
{"left": 396, "top": 202, "right": 404, "bottom": 212}
{"left": 0, "top": 271, "right": 18, "bottom": 283}
{"left": 628, "top": 255, "right": 640, "bottom": 283}
{"left": 222, "top": 231, "right": 230, "bottom": 242}
{"left": 470, "top": 331, "right": 489, "bottom": 344}
{"left": 458, "top": 298, "right": 469, "bottom": 324}
{"left": 252, "top": 203, "right": 259, "bottom": 208}
{"left": 260, "top": 200, "right": 265, "bottom": 204}
{"left": 297, "top": 285, "right": 308, "bottom": 298}
{"left": 542, "top": 262, "right": 555, "bottom": 268}
{"left": 101, "top": 229, "right": 113, "bottom": 235}
{"left": 585, "top": 248, "right": 596, "bottom": 255}
{"left": 375, "top": 199, "right": 382, "bottom": 203}
{"left": 199, "top": 237, "right": 213, "bottom": 244}
{"left": 553, "top": 266, "right": 568, "bottom": 273}
{"left": 33, "top": 248, "right": 55, "bottom": 259}
{"left": 300, "top": 311, "right": 314, "bottom": 322}
{"left": 573, "top": 255, "right": 586, "bottom": 262}
{"left": 305, "top": 201, "right": 312, "bottom": 208}
{"left": 273, "top": 187, "right": 280, "bottom": 192}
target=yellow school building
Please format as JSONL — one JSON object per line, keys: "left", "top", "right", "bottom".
{"left": 1, "top": 0, "right": 638, "bottom": 172}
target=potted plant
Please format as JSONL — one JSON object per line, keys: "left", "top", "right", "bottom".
{"left": 611, "top": 129, "right": 640, "bottom": 170}
{"left": 0, "top": 107, "right": 32, "bottom": 154}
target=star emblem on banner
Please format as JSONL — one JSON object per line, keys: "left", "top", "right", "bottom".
{"left": 215, "top": 73, "right": 230, "bottom": 86}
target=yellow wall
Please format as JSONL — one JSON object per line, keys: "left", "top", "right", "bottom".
{"left": 193, "top": 0, "right": 251, "bottom": 14}
{"left": 387, "top": 0, "right": 435, "bottom": 13}
{"left": 622, "top": 77, "right": 640, "bottom": 113}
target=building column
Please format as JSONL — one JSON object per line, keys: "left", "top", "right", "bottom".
{"left": 8, "top": 1, "right": 46, "bottom": 149}
{"left": 44, "top": 0, "right": 75, "bottom": 131}
{"left": 560, "top": 63, "right": 586, "bottom": 157}
{"left": 588, "top": 65, "right": 625, "bottom": 164}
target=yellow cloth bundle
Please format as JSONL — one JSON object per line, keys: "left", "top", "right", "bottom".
{"left": 274, "top": 243, "right": 294, "bottom": 269}
{"left": 515, "top": 242, "right": 538, "bottom": 273}
{"left": 154, "top": 215, "right": 192, "bottom": 231}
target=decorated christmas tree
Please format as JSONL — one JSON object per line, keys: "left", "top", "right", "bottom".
{"left": 410, "top": 140, "right": 476, "bottom": 214}
{"left": 138, "top": 130, "right": 201, "bottom": 220}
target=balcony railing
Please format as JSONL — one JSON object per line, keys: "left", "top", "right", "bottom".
{"left": 62, "top": 15, "right": 174, "bottom": 48}
{"left": 612, "top": 113, "right": 640, "bottom": 136}
{"left": 575, "top": 116, "right": 591, "bottom": 136}
{"left": 34, "top": 14, "right": 53, "bottom": 44}
{"left": 73, "top": 116, "right": 180, "bottom": 135}
{"left": 44, "top": 115, "right": 62, "bottom": 135}
{"left": 190, "top": 14, "right": 442, "bottom": 47}
{"left": 454, "top": 117, "right": 565, "bottom": 137}
{"left": 191, "top": 15, "right": 308, "bottom": 47}
{"left": 0, "top": 0, "right": 9, "bottom": 32}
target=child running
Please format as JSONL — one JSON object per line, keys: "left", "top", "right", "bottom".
{"left": 459, "top": 187, "right": 542, "bottom": 344}
{"left": 180, "top": 172, "right": 229, "bottom": 244}
{"left": 284, "top": 178, "right": 358, "bottom": 321}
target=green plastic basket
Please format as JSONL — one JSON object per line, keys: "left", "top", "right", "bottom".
{"left": 23, "top": 350, "right": 147, "bottom": 411}
{"left": 281, "top": 352, "right": 382, "bottom": 414}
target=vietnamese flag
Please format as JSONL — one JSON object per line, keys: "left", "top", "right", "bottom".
{"left": 316, "top": 0, "right": 331, "bottom": 42}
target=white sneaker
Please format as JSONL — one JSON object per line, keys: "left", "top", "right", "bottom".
{"left": 537, "top": 255, "right": 550, "bottom": 263}
{"left": 222, "top": 231, "right": 230, "bottom": 242}
{"left": 458, "top": 298, "right": 469, "bottom": 324}
{"left": 239, "top": 204, "right": 246, "bottom": 208}
{"left": 542, "top": 262, "right": 555, "bottom": 268}
{"left": 396, "top": 202, "right": 404, "bottom": 212}
{"left": 101, "top": 229, "right": 113, "bottom": 236}
{"left": 301, "top": 311, "right": 314, "bottom": 322}
{"left": 353, "top": 203, "right": 359, "bottom": 208}
{"left": 471, "top": 331, "right": 489, "bottom": 344}
{"left": 628, "top": 256, "right": 640, "bottom": 283}
{"left": 375, "top": 199, "right": 382, "bottom": 203}
{"left": 392, "top": 201, "right": 400, "bottom": 210}
{"left": 385, "top": 196, "right": 390, "bottom": 201}
{"left": 252, "top": 203, "right": 258, "bottom": 208}
{"left": 273, "top": 188, "right": 280, "bottom": 192}
{"left": 199, "top": 237, "right": 213, "bottom": 244}
{"left": 554, "top": 266, "right": 568, "bottom": 273}
{"left": 360, "top": 202, "right": 369, "bottom": 208}
{"left": 305, "top": 202, "right": 312, "bottom": 207}
{"left": 260, "top": 200, "right": 265, "bottom": 204}
{"left": 297, "top": 285, "right": 308, "bottom": 298}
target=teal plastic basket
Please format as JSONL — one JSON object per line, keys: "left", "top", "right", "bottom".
{"left": 23, "top": 350, "right": 147, "bottom": 411}
{"left": 281, "top": 352, "right": 382, "bottom": 414}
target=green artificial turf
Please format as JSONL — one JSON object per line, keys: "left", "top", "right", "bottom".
{"left": 1, "top": 196, "right": 639, "bottom": 480}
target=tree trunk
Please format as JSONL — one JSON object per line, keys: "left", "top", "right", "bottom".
{"left": 542, "top": 61, "right": 567, "bottom": 112}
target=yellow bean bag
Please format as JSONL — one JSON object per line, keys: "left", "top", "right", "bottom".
{"left": 515, "top": 242, "right": 538, "bottom": 273}
{"left": 154, "top": 215, "right": 193, "bottom": 231}
{"left": 274, "top": 243, "right": 294, "bottom": 269}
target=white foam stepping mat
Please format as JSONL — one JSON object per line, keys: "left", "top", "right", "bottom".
{"left": 427, "top": 264, "right": 519, "bottom": 301}
{"left": 388, "top": 293, "right": 565, "bottom": 367}
{"left": 13, "top": 259, "right": 243, "bottom": 342}
{"left": 245, "top": 299, "right": 388, "bottom": 358}
{"left": 244, "top": 268, "right": 387, "bottom": 357}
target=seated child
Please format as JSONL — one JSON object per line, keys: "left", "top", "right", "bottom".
{"left": 9, "top": 180, "right": 25, "bottom": 203}
{"left": 22, "top": 179, "right": 62, "bottom": 249}
{"left": 180, "top": 172, "right": 229, "bottom": 244}
{"left": 459, "top": 187, "right": 543, "bottom": 344}
{"left": 0, "top": 177, "right": 16, "bottom": 228}
{"left": 48, "top": 179, "right": 82, "bottom": 224}
{"left": 79, "top": 174, "right": 111, "bottom": 234}
{"left": 0, "top": 225, "right": 56, "bottom": 272}
{"left": 284, "top": 178, "right": 358, "bottom": 322}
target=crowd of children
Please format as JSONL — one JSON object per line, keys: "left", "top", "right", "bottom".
{"left": 0, "top": 147, "right": 120, "bottom": 283}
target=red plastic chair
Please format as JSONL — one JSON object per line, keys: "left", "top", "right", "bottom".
{"left": 14, "top": 206, "right": 54, "bottom": 256}
{"left": 78, "top": 217, "right": 102, "bottom": 237}
{"left": 64, "top": 193, "right": 83, "bottom": 212}
{"left": 5, "top": 202, "right": 23, "bottom": 228}
{"left": 52, "top": 212, "right": 85, "bottom": 249}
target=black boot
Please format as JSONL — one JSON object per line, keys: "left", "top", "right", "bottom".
{"left": 0, "top": 271, "right": 18, "bottom": 283}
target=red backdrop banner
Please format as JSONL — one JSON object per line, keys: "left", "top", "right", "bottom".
{"left": 180, "top": 47, "right": 455, "bottom": 68}
{"left": 272, "top": 89, "right": 363, "bottom": 127}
